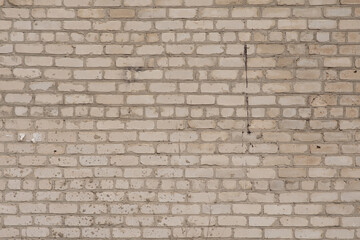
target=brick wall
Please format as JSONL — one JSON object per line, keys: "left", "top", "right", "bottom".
{"left": 1, "top": 0, "right": 360, "bottom": 239}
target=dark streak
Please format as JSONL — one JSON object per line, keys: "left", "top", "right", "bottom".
{"left": 244, "top": 44, "right": 248, "bottom": 89}
{"left": 124, "top": 67, "right": 145, "bottom": 72}
{"left": 244, "top": 44, "right": 251, "bottom": 134}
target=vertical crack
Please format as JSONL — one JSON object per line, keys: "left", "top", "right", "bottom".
{"left": 244, "top": 44, "right": 251, "bottom": 134}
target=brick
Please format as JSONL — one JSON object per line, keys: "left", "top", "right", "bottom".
{"left": 200, "top": 8, "right": 229, "bottom": 18}
{"left": 169, "top": 9, "right": 196, "bottom": 18}
{"left": 187, "top": 95, "right": 215, "bottom": 105}
{"left": 263, "top": 7, "right": 290, "bottom": 17}
{"left": 47, "top": 8, "right": 75, "bottom": 18}
{"left": 3, "top": 8, "right": 30, "bottom": 18}
{"left": 124, "top": 0, "right": 152, "bottom": 6}
{"left": 309, "top": 20, "right": 337, "bottom": 29}
{"left": 340, "top": 20, "right": 360, "bottom": 29}
{"left": 136, "top": 45, "right": 164, "bottom": 55}
{"left": 78, "top": 9, "right": 106, "bottom": 18}
{"left": 278, "top": 19, "right": 307, "bottom": 29}
{"left": 257, "top": 44, "right": 285, "bottom": 54}
{"left": 324, "top": 57, "right": 352, "bottom": 67}
{"left": 156, "top": 20, "right": 183, "bottom": 30}
{"left": 234, "top": 228, "right": 262, "bottom": 238}
{"left": 280, "top": 193, "right": 308, "bottom": 203}
{"left": 33, "top": 20, "right": 61, "bottom": 30}
{"left": 138, "top": 8, "right": 166, "bottom": 18}
{"left": 247, "top": 20, "right": 275, "bottom": 29}
{"left": 13, "top": 68, "right": 41, "bottom": 78}
{"left": 75, "top": 45, "right": 103, "bottom": 55}
{"left": 124, "top": 21, "right": 151, "bottom": 31}
{"left": 109, "top": 9, "right": 135, "bottom": 19}
{"left": 15, "top": 44, "right": 44, "bottom": 53}
{"left": 93, "top": 0, "right": 122, "bottom": 6}
{"left": 113, "top": 228, "right": 141, "bottom": 238}
{"left": 93, "top": 21, "right": 122, "bottom": 30}
{"left": 64, "top": 21, "right": 91, "bottom": 30}
{"left": 185, "top": 20, "right": 213, "bottom": 29}
{"left": 232, "top": 7, "right": 258, "bottom": 17}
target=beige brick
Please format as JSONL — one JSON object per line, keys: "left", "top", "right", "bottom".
{"left": 93, "top": 21, "right": 122, "bottom": 30}
{"left": 311, "top": 217, "right": 339, "bottom": 227}
{"left": 324, "top": 57, "right": 352, "bottom": 67}
{"left": 3, "top": 8, "right": 30, "bottom": 18}
{"left": 88, "top": 82, "right": 116, "bottom": 92}
{"left": 234, "top": 228, "right": 262, "bottom": 238}
{"left": 78, "top": 9, "right": 106, "bottom": 18}
{"left": 55, "top": 58, "right": 83, "bottom": 67}
{"left": 93, "top": 0, "right": 122, "bottom": 6}
{"left": 125, "top": 21, "right": 151, "bottom": 31}
{"left": 309, "top": 20, "right": 337, "bottom": 29}
{"left": 265, "top": 229, "right": 293, "bottom": 238}
{"left": 63, "top": 0, "right": 91, "bottom": 6}
{"left": 169, "top": 9, "right": 197, "bottom": 18}
{"left": 13, "top": 68, "right": 41, "bottom": 78}
{"left": 187, "top": 95, "right": 215, "bottom": 105}
{"left": 247, "top": 168, "right": 276, "bottom": 178}
{"left": 217, "top": 95, "right": 244, "bottom": 106}
{"left": 123, "top": 0, "right": 151, "bottom": 6}
{"left": 136, "top": 45, "right": 164, "bottom": 55}
{"left": 74, "top": 70, "right": 102, "bottom": 79}
{"left": 5, "top": 93, "right": 32, "bottom": 104}
{"left": 33, "top": 20, "right": 61, "bottom": 30}
{"left": 215, "top": 20, "right": 245, "bottom": 29}
{"left": 309, "top": 0, "right": 336, "bottom": 4}
{"left": 166, "top": 45, "right": 194, "bottom": 54}
{"left": 156, "top": 20, "right": 183, "bottom": 30}
{"left": 197, "top": 44, "right": 224, "bottom": 54}
{"left": 280, "top": 193, "right": 308, "bottom": 203}
{"left": 184, "top": 0, "right": 213, "bottom": 6}
{"left": 0, "top": 56, "right": 22, "bottom": 66}
{"left": 5, "top": 192, "right": 33, "bottom": 201}
{"left": 86, "top": 57, "right": 112, "bottom": 67}
{"left": 185, "top": 20, "right": 213, "bottom": 29}
{"left": 325, "top": 7, "right": 352, "bottom": 17}
{"left": 25, "top": 56, "right": 52, "bottom": 66}
{"left": 232, "top": 7, "right": 258, "bottom": 17}
{"left": 47, "top": 8, "right": 75, "bottom": 18}
{"left": 263, "top": 7, "right": 290, "bottom": 17}
{"left": 249, "top": 96, "right": 276, "bottom": 105}
{"left": 247, "top": 20, "right": 275, "bottom": 29}
{"left": 113, "top": 228, "right": 141, "bottom": 238}
{"left": 248, "top": 57, "right": 276, "bottom": 67}
{"left": 326, "top": 229, "right": 354, "bottom": 239}
{"left": 295, "top": 229, "right": 323, "bottom": 239}
{"left": 35, "top": 94, "right": 62, "bottom": 104}
{"left": 138, "top": 8, "right": 166, "bottom": 18}
{"left": 200, "top": 8, "right": 229, "bottom": 18}
{"left": 0, "top": 44, "right": 13, "bottom": 53}
{"left": 264, "top": 204, "right": 292, "bottom": 215}
{"left": 109, "top": 9, "right": 135, "bottom": 18}
{"left": 249, "top": 144, "right": 278, "bottom": 153}
{"left": 340, "top": 20, "right": 360, "bottom": 29}
{"left": 278, "top": 19, "right": 307, "bottom": 29}
{"left": 257, "top": 44, "right": 285, "bottom": 54}
{"left": 75, "top": 45, "right": 103, "bottom": 55}
{"left": 342, "top": 217, "right": 360, "bottom": 227}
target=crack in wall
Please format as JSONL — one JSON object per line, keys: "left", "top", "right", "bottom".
{"left": 244, "top": 43, "right": 251, "bottom": 135}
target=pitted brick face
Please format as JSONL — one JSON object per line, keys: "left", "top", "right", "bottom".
{"left": 0, "top": 0, "right": 360, "bottom": 239}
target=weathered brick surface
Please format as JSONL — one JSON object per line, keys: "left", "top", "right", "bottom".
{"left": 0, "top": 0, "right": 360, "bottom": 239}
